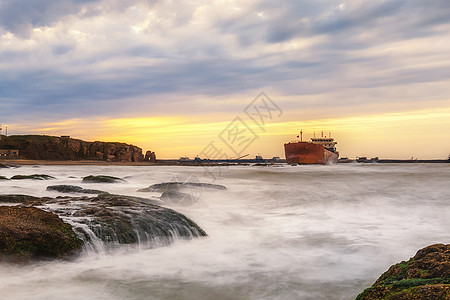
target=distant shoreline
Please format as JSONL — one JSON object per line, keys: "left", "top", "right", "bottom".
{"left": 0, "top": 159, "right": 448, "bottom": 166}
{"left": 0, "top": 159, "right": 157, "bottom": 166}
{"left": 0, "top": 159, "right": 253, "bottom": 166}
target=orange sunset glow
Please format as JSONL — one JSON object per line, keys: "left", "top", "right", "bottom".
{"left": 7, "top": 105, "right": 450, "bottom": 159}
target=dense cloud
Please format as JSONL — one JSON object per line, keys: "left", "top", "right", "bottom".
{"left": 0, "top": 0, "right": 449, "bottom": 122}
{"left": 0, "top": 0, "right": 99, "bottom": 37}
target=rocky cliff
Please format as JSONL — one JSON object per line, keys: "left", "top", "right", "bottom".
{"left": 0, "top": 135, "right": 150, "bottom": 162}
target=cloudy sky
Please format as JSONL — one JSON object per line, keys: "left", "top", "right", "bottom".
{"left": 1, "top": 0, "right": 449, "bottom": 158}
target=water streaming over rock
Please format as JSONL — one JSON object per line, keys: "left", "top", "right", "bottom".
{"left": 32, "top": 194, "right": 207, "bottom": 253}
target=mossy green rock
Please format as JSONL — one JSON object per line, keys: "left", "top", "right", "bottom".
{"left": 0, "top": 206, "right": 83, "bottom": 262}
{"left": 82, "top": 175, "right": 124, "bottom": 183}
{"left": 356, "top": 244, "right": 450, "bottom": 299}
{"left": 0, "top": 193, "right": 206, "bottom": 258}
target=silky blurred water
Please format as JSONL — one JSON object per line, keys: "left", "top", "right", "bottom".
{"left": 0, "top": 163, "right": 449, "bottom": 299}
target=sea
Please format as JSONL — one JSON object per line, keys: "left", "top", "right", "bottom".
{"left": 0, "top": 163, "right": 449, "bottom": 300}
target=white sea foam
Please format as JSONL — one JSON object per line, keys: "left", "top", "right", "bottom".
{"left": 0, "top": 163, "right": 449, "bottom": 299}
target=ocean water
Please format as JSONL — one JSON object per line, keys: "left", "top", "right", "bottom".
{"left": 0, "top": 163, "right": 449, "bottom": 300}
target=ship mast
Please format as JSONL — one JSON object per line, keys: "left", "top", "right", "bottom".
{"left": 297, "top": 130, "right": 303, "bottom": 142}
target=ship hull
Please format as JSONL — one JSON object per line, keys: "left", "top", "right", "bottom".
{"left": 284, "top": 142, "right": 339, "bottom": 165}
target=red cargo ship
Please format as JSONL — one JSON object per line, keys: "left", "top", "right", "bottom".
{"left": 284, "top": 131, "right": 339, "bottom": 165}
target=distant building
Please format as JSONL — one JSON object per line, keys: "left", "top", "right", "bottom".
{"left": 0, "top": 149, "right": 19, "bottom": 158}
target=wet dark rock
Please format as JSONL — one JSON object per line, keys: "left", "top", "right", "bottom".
{"left": 0, "top": 163, "right": 19, "bottom": 168}
{"left": 138, "top": 182, "right": 226, "bottom": 192}
{"left": 46, "top": 185, "right": 109, "bottom": 195}
{"left": 0, "top": 206, "right": 83, "bottom": 262}
{"left": 65, "top": 194, "right": 206, "bottom": 245}
{"left": 82, "top": 175, "right": 125, "bottom": 183}
{"left": 0, "top": 176, "right": 8, "bottom": 180}
{"left": 10, "top": 174, "right": 55, "bottom": 180}
{"left": 0, "top": 193, "right": 206, "bottom": 256}
{"left": 0, "top": 194, "right": 42, "bottom": 203}
{"left": 356, "top": 244, "right": 450, "bottom": 299}
{"left": 97, "top": 193, "right": 159, "bottom": 206}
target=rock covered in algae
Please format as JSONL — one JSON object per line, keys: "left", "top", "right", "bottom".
{"left": 356, "top": 244, "right": 450, "bottom": 299}
{"left": 0, "top": 206, "right": 83, "bottom": 262}
{"left": 0, "top": 193, "right": 207, "bottom": 255}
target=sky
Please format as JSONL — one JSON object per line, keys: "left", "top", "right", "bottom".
{"left": 0, "top": 0, "right": 449, "bottom": 159}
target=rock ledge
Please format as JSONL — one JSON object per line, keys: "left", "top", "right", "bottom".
{"left": 356, "top": 244, "right": 450, "bottom": 299}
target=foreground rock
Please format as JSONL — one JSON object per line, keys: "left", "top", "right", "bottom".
{"left": 82, "top": 175, "right": 125, "bottom": 183}
{"left": 10, "top": 174, "right": 55, "bottom": 180}
{"left": 0, "top": 206, "right": 83, "bottom": 262}
{"left": 0, "top": 176, "right": 8, "bottom": 180}
{"left": 356, "top": 244, "right": 450, "bottom": 299}
{"left": 68, "top": 194, "right": 207, "bottom": 245}
{"left": 0, "top": 194, "right": 207, "bottom": 257}
{"left": 138, "top": 182, "right": 227, "bottom": 192}
{"left": 46, "top": 185, "right": 108, "bottom": 194}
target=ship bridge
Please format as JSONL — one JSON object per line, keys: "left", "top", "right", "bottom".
{"left": 310, "top": 138, "right": 337, "bottom": 151}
